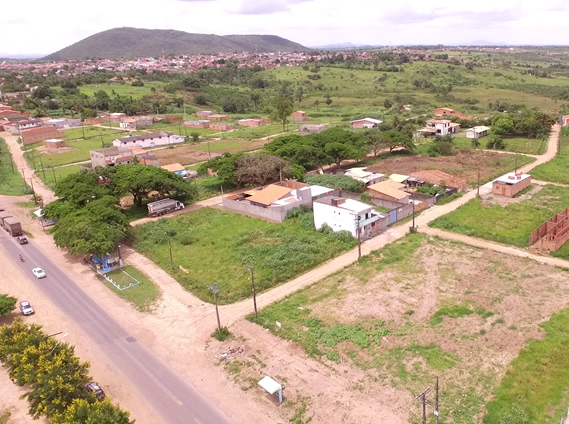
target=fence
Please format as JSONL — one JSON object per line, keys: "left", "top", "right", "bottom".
{"left": 97, "top": 268, "right": 140, "bottom": 291}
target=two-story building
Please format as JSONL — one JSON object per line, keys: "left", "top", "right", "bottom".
{"left": 313, "top": 196, "right": 386, "bottom": 240}
{"left": 416, "top": 119, "right": 461, "bottom": 137}
{"left": 90, "top": 147, "right": 134, "bottom": 168}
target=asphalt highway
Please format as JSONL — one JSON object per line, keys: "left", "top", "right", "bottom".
{"left": 0, "top": 231, "right": 231, "bottom": 424}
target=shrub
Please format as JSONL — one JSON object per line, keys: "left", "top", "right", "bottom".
{"left": 211, "top": 327, "right": 231, "bottom": 341}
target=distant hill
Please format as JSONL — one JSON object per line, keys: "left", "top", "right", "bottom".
{"left": 44, "top": 27, "right": 310, "bottom": 60}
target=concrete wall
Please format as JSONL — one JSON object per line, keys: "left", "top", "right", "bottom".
{"left": 530, "top": 209, "right": 569, "bottom": 251}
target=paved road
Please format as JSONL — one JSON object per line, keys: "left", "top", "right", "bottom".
{"left": 0, "top": 232, "right": 230, "bottom": 424}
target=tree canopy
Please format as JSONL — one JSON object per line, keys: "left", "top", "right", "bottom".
{"left": 0, "top": 294, "right": 17, "bottom": 316}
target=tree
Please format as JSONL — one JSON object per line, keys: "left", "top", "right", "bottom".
{"left": 325, "top": 94, "right": 333, "bottom": 106}
{"left": 53, "top": 171, "right": 112, "bottom": 207}
{"left": 0, "top": 294, "right": 17, "bottom": 316}
{"left": 0, "top": 319, "right": 45, "bottom": 366}
{"left": 492, "top": 116, "right": 515, "bottom": 136}
{"left": 303, "top": 174, "right": 364, "bottom": 192}
{"left": 365, "top": 131, "right": 386, "bottom": 157}
{"left": 296, "top": 86, "right": 305, "bottom": 104}
{"left": 197, "top": 153, "right": 241, "bottom": 186}
{"left": 324, "top": 142, "right": 358, "bottom": 168}
{"left": 269, "top": 85, "right": 294, "bottom": 131}
{"left": 383, "top": 99, "right": 393, "bottom": 109}
{"left": 381, "top": 130, "right": 415, "bottom": 152}
{"left": 93, "top": 90, "right": 110, "bottom": 110}
{"left": 189, "top": 132, "right": 200, "bottom": 143}
{"left": 314, "top": 100, "right": 320, "bottom": 111}
{"left": 52, "top": 399, "right": 134, "bottom": 424}
{"left": 250, "top": 92, "right": 261, "bottom": 111}
{"left": 195, "top": 94, "right": 207, "bottom": 105}
{"left": 234, "top": 153, "right": 291, "bottom": 185}
{"left": 487, "top": 135, "right": 506, "bottom": 150}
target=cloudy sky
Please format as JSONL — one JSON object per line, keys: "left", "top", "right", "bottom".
{"left": 2, "top": 0, "right": 568, "bottom": 56}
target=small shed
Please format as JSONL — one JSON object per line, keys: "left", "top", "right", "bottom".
{"left": 258, "top": 376, "right": 283, "bottom": 404}
{"left": 292, "top": 111, "right": 307, "bottom": 122}
{"left": 43, "top": 138, "right": 66, "bottom": 149}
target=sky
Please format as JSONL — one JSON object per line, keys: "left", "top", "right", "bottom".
{"left": 1, "top": 0, "right": 568, "bottom": 57}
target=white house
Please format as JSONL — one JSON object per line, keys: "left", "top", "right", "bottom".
{"left": 466, "top": 126, "right": 490, "bottom": 139}
{"left": 416, "top": 119, "right": 460, "bottom": 137}
{"left": 345, "top": 167, "right": 385, "bottom": 186}
{"left": 112, "top": 131, "right": 185, "bottom": 149}
{"left": 313, "top": 196, "right": 385, "bottom": 240}
{"left": 350, "top": 118, "right": 383, "bottom": 129}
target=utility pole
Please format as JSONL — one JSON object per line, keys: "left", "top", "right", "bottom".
{"left": 355, "top": 214, "right": 362, "bottom": 259}
{"left": 477, "top": 167, "right": 481, "bottom": 198}
{"left": 514, "top": 152, "right": 518, "bottom": 173}
{"left": 208, "top": 283, "right": 222, "bottom": 331}
{"left": 415, "top": 387, "right": 432, "bottom": 424}
{"left": 168, "top": 236, "right": 174, "bottom": 270}
{"left": 434, "top": 377, "right": 440, "bottom": 424}
{"left": 412, "top": 198, "right": 416, "bottom": 230}
{"left": 244, "top": 264, "right": 258, "bottom": 318}
{"left": 39, "top": 159, "right": 46, "bottom": 180}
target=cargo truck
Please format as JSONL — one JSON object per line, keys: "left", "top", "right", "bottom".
{"left": 147, "top": 199, "right": 185, "bottom": 217}
{"left": 0, "top": 211, "right": 12, "bottom": 229}
{"left": 3, "top": 217, "right": 22, "bottom": 236}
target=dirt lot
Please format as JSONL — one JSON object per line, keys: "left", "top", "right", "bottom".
{"left": 152, "top": 138, "right": 268, "bottom": 166}
{"left": 367, "top": 150, "right": 532, "bottom": 184}
{"left": 216, "top": 234, "right": 569, "bottom": 424}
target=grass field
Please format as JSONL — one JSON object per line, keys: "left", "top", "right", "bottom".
{"left": 239, "top": 234, "right": 569, "bottom": 423}
{"left": 452, "top": 134, "right": 547, "bottom": 155}
{"left": 97, "top": 265, "right": 160, "bottom": 312}
{"left": 132, "top": 207, "right": 356, "bottom": 304}
{"left": 430, "top": 184, "right": 569, "bottom": 247}
{"left": 35, "top": 164, "right": 82, "bottom": 190}
{"left": 79, "top": 81, "right": 166, "bottom": 98}
{"left": 0, "top": 138, "right": 28, "bottom": 195}
{"left": 531, "top": 135, "right": 569, "bottom": 184}
{"left": 222, "top": 124, "right": 289, "bottom": 140}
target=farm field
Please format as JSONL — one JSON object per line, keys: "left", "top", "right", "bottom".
{"left": 132, "top": 207, "right": 356, "bottom": 304}
{"left": 531, "top": 134, "right": 569, "bottom": 184}
{"left": 366, "top": 150, "right": 534, "bottom": 186}
{"left": 0, "top": 138, "right": 28, "bottom": 195}
{"left": 237, "top": 234, "right": 569, "bottom": 424}
{"left": 430, "top": 184, "right": 569, "bottom": 248}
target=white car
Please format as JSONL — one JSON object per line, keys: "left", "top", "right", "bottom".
{"left": 19, "top": 301, "right": 34, "bottom": 316}
{"left": 32, "top": 268, "right": 46, "bottom": 279}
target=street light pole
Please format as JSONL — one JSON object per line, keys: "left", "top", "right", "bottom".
{"left": 208, "top": 283, "right": 222, "bottom": 331}
{"left": 244, "top": 264, "right": 258, "bottom": 318}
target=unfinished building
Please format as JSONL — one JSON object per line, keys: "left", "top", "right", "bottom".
{"left": 529, "top": 209, "right": 569, "bottom": 252}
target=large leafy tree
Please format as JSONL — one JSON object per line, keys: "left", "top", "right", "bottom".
{"left": 52, "top": 399, "right": 134, "bottom": 424}
{"left": 0, "top": 319, "right": 45, "bottom": 366}
{"left": 0, "top": 294, "right": 17, "bottom": 316}
{"left": 269, "top": 83, "right": 294, "bottom": 131}
{"left": 54, "top": 171, "right": 112, "bottom": 207}
{"left": 380, "top": 130, "right": 415, "bottom": 152}
{"left": 197, "top": 153, "right": 242, "bottom": 186}
{"left": 234, "top": 153, "right": 291, "bottom": 186}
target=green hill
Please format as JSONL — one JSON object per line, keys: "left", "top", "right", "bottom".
{"left": 44, "top": 27, "right": 309, "bottom": 60}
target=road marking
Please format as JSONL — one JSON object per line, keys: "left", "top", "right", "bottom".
{"left": 122, "top": 348, "right": 184, "bottom": 406}
{"left": 194, "top": 419, "right": 202, "bottom": 424}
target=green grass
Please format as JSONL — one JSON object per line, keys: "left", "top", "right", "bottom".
{"left": 0, "top": 138, "right": 29, "bottom": 195}
{"left": 132, "top": 207, "right": 357, "bottom": 304}
{"left": 532, "top": 135, "right": 569, "bottom": 184}
{"left": 430, "top": 185, "right": 569, "bottom": 247}
{"left": 222, "top": 124, "right": 288, "bottom": 140}
{"left": 79, "top": 81, "right": 166, "bottom": 98}
{"left": 97, "top": 265, "right": 160, "bottom": 312}
{"left": 452, "top": 134, "right": 547, "bottom": 155}
{"left": 484, "top": 307, "right": 569, "bottom": 424}
{"left": 430, "top": 304, "right": 494, "bottom": 326}
{"left": 35, "top": 164, "right": 82, "bottom": 190}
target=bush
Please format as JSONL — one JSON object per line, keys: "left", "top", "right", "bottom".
{"left": 211, "top": 327, "right": 231, "bottom": 341}
{"left": 487, "top": 135, "right": 507, "bottom": 150}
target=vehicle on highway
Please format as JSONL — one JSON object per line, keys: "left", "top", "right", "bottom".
{"left": 32, "top": 268, "right": 46, "bottom": 279}
{"left": 17, "top": 236, "right": 28, "bottom": 245}
{"left": 19, "top": 300, "right": 34, "bottom": 316}
{"left": 85, "top": 382, "right": 105, "bottom": 400}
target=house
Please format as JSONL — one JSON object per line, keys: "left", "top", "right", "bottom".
{"left": 222, "top": 180, "right": 313, "bottom": 222}
{"left": 466, "top": 126, "right": 490, "bottom": 139}
{"left": 208, "top": 114, "right": 228, "bottom": 121}
{"left": 90, "top": 147, "right": 134, "bottom": 168}
{"left": 416, "top": 119, "right": 461, "bottom": 137}
{"left": 434, "top": 107, "right": 474, "bottom": 120}
{"left": 161, "top": 162, "right": 195, "bottom": 178}
{"left": 410, "top": 170, "right": 467, "bottom": 192}
{"left": 196, "top": 110, "right": 215, "bottom": 119}
{"left": 350, "top": 118, "right": 383, "bottom": 129}
{"left": 42, "top": 118, "right": 82, "bottom": 129}
{"left": 108, "top": 113, "right": 126, "bottom": 123}
{"left": 5, "top": 119, "right": 42, "bottom": 134}
{"left": 561, "top": 115, "right": 569, "bottom": 126}
{"left": 209, "top": 123, "right": 235, "bottom": 131}
{"left": 119, "top": 117, "right": 153, "bottom": 129}
{"left": 184, "top": 120, "right": 210, "bottom": 129}
{"left": 163, "top": 116, "right": 183, "bottom": 122}
{"left": 237, "top": 118, "right": 265, "bottom": 127}
{"left": 43, "top": 139, "right": 66, "bottom": 149}
{"left": 368, "top": 180, "right": 411, "bottom": 203}
{"left": 292, "top": 111, "right": 307, "bottom": 122}
{"left": 492, "top": 172, "right": 531, "bottom": 197}
{"left": 83, "top": 117, "right": 105, "bottom": 125}
{"left": 112, "top": 132, "right": 185, "bottom": 149}
{"left": 345, "top": 167, "right": 385, "bottom": 186}
{"left": 299, "top": 124, "right": 327, "bottom": 136}
{"left": 20, "top": 126, "right": 64, "bottom": 145}
{"left": 388, "top": 174, "right": 410, "bottom": 184}
{"left": 313, "top": 196, "right": 386, "bottom": 240}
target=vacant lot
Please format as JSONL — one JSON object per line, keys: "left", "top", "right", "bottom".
{"left": 0, "top": 138, "right": 28, "bottom": 195}
{"left": 452, "top": 135, "right": 547, "bottom": 155}
{"left": 151, "top": 138, "right": 268, "bottom": 166}
{"left": 367, "top": 150, "right": 534, "bottom": 185}
{"left": 531, "top": 134, "right": 569, "bottom": 184}
{"left": 132, "top": 208, "right": 356, "bottom": 304}
{"left": 237, "top": 235, "right": 569, "bottom": 424}
{"left": 36, "top": 164, "right": 82, "bottom": 189}
{"left": 430, "top": 184, "right": 569, "bottom": 247}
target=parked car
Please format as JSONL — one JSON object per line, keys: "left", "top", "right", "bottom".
{"left": 19, "top": 300, "right": 34, "bottom": 316}
{"left": 32, "top": 268, "right": 46, "bottom": 279}
{"left": 85, "top": 382, "right": 105, "bottom": 400}
{"left": 17, "top": 236, "right": 28, "bottom": 245}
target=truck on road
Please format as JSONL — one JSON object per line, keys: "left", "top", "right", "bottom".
{"left": 147, "top": 199, "right": 185, "bottom": 217}
{"left": 3, "top": 217, "right": 23, "bottom": 236}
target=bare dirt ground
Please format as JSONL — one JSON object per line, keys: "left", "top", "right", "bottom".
{"left": 215, "top": 236, "right": 569, "bottom": 423}
{"left": 482, "top": 183, "right": 543, "bottom": 207}
{"left": 367, "top": 149, "right": 527, "bottom": 184}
